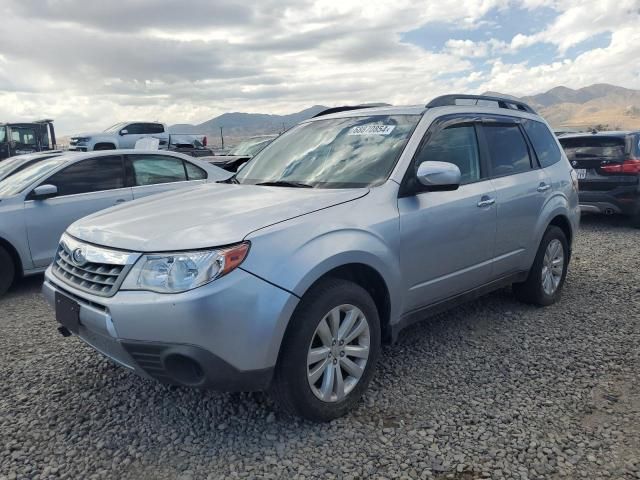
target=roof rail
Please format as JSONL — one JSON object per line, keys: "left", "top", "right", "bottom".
{"left": 426, "top": 94, "right": 536, "bottom": 114}
{"left": 312, "top": 105, "right": 380, "bottom": 118}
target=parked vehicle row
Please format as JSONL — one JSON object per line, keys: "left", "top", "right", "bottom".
{"left": 0, "top": 150, "right": 229, "bottom": 295}
{"left": 69, "top": 121, "right": 211, "bottom": 156}
{"left": 40, "top": 95, "right": 579, "bottom": 421}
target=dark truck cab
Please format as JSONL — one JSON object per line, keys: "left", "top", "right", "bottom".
{"left": 559, "top": 131, "right": 640, "bottom": 227}
{"left": 0, "top": 119, "right": 57, "bottom": 160}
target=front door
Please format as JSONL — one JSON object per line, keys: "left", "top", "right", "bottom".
{"left": 24, "top": 155, "right": 132, "bottom": 267}
{"left": 398, "top": 119, "right": 497, "bottom": 311}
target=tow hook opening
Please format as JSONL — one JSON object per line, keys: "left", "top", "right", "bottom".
{"left": 164, "top": 353, "right": 205, "bottom": 386}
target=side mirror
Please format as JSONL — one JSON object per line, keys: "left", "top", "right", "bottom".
{"left": 119, "top": 129, "right": 128, "bottom": 136}
{"left": 31, "top": 184, "right": 58, "bottom": 200}
{"left": 416, "top": 161, "right": 461, "bottom": 191}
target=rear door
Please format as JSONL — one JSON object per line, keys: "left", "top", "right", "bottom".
{"left": 480, "top": 117, "right": 552, "bottom": 276}
{"left": 127, "top": 153, "right": 207, "bottom": 200}
{"left": 24, "top": 156, "right": 132, "bottom": 267}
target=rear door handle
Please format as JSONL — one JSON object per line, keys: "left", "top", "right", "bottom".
{"left": 537, "top": 182, "right": 551, "bottom": 192}
{"left": 477, "top": 196, "right": 495, "bottom": 208}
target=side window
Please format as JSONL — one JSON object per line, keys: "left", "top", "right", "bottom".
{"left": 148, "top": 123, "right": 164, "bottom": 134}
{"left": 483, "top": 124, "right": 532, "bottom": 176}
{"left": 45, "top": 156, "right": 125, "bottom": 196}
{"left": 414, "top": 124, "right": 481, "bottom": 184}
{"left": 522, "top": 120, "right": 562, "bottom": 167}
{"left": 125, "top": 123, "right": 143, "bottom": 135}
{"left": 130, "top": 155, "right": 187, "bottom": 186}
{"left": 185, "top": 161, "right": 207, "bottom": 180}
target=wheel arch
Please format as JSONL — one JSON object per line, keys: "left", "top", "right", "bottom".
{"left": 0, "top": 235, "right": 23, "bottom": 278}
{"left": 297, "top": 262, "right": 393, "bottom": 344}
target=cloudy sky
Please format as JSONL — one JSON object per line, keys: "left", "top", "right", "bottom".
{"left": 1, "top": 0, "right": 639, "bottom": 134}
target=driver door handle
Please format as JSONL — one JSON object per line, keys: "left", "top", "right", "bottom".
{"left": 537, "top": 182, "right": 551, "bottom": 192}
{"left": 477, "top": 196, "right": 495, "bottom": 208}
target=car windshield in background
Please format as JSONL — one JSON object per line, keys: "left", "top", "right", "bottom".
{"left": 0, "top": 157, "right": 68, "bottom": 197}
{"left": 103, "top": 122, "right": 128, "bottom": 133}
{"left": 0, "top": 156, "right": 29, "bottom": 179}
{"left": 559, "top": 136, "right": 626, "bottom": 160}
{"left": 230, "top": 138, "right": 274, "bottom": 156}
{"left": 235, "top": 115, "right": 420, "bottom": 188}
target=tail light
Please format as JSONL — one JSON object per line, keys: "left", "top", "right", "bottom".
{"left": 202, "top": 136, "right": 207, "bottom": 147}
{"left": 600, "top": 157, "right": 640, "bottom": 174}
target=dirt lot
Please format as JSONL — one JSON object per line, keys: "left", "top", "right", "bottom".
{"left": 1, "top": 216, "right": 639, "bottom": 480}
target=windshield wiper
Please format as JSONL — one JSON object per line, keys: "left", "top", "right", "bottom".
{"left": 256, "top": 180, "right": 313, "bottom": 188}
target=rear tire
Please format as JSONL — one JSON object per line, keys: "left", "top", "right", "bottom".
{"left": 269, "top": 278, "right": 381, "bottom": 422}
{"left": 0, "top": 245, "right": 16, "bottom": 296}
{"left": 513, "top": 226, "right": 569, "bottom": 306}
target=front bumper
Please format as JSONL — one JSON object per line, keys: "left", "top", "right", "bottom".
{"left": 43, "top": 266, "right": 299, "bottom": 391}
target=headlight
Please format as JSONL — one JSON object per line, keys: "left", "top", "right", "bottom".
{"left": 121, "top": 242, "right": 250, "bottom": 293}
{"left": 73, "top": 137, "right": 91, "bottom": 143}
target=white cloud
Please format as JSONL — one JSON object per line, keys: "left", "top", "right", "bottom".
{"left": 0, "top": 0, "right": 638, "bottom": 134}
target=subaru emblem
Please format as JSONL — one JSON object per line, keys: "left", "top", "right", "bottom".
{"left": 72, "top": 247, "right": 87, "bottom": 266}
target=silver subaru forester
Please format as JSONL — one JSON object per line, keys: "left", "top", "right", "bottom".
{"left": 44, "top": 95, "right": 580, "bottom": 421}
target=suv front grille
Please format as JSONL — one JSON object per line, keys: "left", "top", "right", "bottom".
{"left": 54, "top": 246, "right": 124, "bottom": 295}
{"left": 51, "top": 234, "right": 140, "bottom": 297}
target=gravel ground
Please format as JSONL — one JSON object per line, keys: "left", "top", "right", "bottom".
{"left": 1, "top": 215, "right": 639, "bottom": 480}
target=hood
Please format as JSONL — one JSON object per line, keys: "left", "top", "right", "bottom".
{"left": 68, "top": 183, "right": 368, "bottom": 252}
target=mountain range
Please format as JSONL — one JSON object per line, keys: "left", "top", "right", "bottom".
{"left": 171, "top": 83, "right": 640, "bottom": 145}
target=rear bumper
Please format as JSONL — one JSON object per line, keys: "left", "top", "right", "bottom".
{"left": 43, "top": 266, "right": 299, "bottom": 391}
{"left": 579, "top": 184, "right": 640, "bottom": 216}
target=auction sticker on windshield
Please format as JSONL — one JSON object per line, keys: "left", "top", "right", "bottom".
{"left": 348, "top": 125, "right": 396, "bottom": 136}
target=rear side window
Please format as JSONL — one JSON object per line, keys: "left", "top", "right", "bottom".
{"left": 143, "top": 123, "right": 164, "bottom": 134}
{"left": 414, "top": 125, "right": 481, "bottom": 184}
{"left": 523, "top": 120, "right": 562, "bottom": 167}
{"left": 559, "top": 136, "right": 626, "bottom": 161}
{"left": 483, "top": 124, "right": 532, "bottom": 176}
{"left": 46, "top": 156, "right": 125, "bottom": 196}
{"left": 185, "top": 161, "right": 207, "bottom": 180}
{"left": 130, "top": 154, "right": 187, "bottom": 186}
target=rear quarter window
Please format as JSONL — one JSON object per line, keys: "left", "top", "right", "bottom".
{"left": 523, "top": 120, "right": 562, "bottom": 167}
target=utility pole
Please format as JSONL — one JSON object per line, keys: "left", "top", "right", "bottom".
{"left": 220, "top": 126, "right": 224, "bottom": 150}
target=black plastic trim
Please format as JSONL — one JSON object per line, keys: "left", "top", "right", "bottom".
{"left": 121, "top": 340, "right": 275, "bottom": 392}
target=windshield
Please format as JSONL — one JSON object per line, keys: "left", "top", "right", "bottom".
{"left": 0, "top": 157, "right": 68, "bottom": 197}
{"left": 104, "top": 122, "right": 128, "bottom": 133}
{"left": 0, "top": 157, "right": 28, "bottom": 180}
{"left": 230, "top": 137, "right": 275, "bottom": 156}
{"left": 235, "top": 115, "right": 420, "bottom": 188}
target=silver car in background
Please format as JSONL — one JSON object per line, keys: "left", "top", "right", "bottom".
{"left": 43, "top": 96, "right": 580, "bottom": 421}
{"left": 0, "top": 150, "right": 229, "bottom": 294}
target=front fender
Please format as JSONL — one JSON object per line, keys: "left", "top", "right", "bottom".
{"left": 242, "top": 223, "right": 402, "bottom": 322}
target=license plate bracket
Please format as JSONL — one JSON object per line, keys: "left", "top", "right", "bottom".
{"left": 55, "top": 292, "right": 80, "bottom": 334}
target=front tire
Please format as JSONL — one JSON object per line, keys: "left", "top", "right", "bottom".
{"left": 513, "top": 226, "right": 569, "bottom": 306}
{"left": 270, "top": 278, "right": 381, "bottom": 422}
{"left": 0, "top": 245, "right": 16, "bottom": 296}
